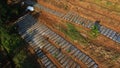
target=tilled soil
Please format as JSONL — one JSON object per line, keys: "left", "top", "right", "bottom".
{"left": 38, "top": 11, "right": 120, "bottom": 68}
{"left": 36, "top": 0, "right": 120, "bottom": 68}
{"left": 39, "top": 0, "right": 120, "bottom": 32}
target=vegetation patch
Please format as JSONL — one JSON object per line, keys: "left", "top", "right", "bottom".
{"left": 60, "top": 23, "right": 88, "bottom": 45}
{"left": 90, "top": 0, "right": 120, "bottom": 13}
{"left": 90, "top": 25, "right": 99, "bottom": 38}
{"left": 13, "top": 48, "right": 40, "bottom": 68}
{"left": 53, "top": 53, "right": 58, "bottom": 58}
{"left": 0, "top": 0, "right": 40, "bottom": 67}
{"left": 66, "top": 49, "right": 71, "bottom": 53}
{"left": 43, "top": 0, "right": 69, "bottom": 10}
{"left": 13, "top": 50, "right": 27, "bottom": 68}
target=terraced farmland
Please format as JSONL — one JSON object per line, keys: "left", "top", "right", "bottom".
{"left": 13, "top": 0, "right": 120, "bottom": 68}
{"left": 34, "top": 4, "right": 120, "bottom": 44}
{"left": 16, "top": 14, "right": 98, "bottom": 68}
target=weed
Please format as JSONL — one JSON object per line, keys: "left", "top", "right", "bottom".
{"left": 53, "top": 53, "right": 58, "bottom": 58}
{"left": 67, "top": 49, "right": 71, "bottom": 53}
{"left": 90, "top": 25, "right": 99, "bottom": 38}
{"left": 106, "top": 1, "right": 112, "bottom": 6}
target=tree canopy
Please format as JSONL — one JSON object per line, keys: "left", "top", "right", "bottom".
{"left": 0, "top": 0, "right": 26, "bottom": 67}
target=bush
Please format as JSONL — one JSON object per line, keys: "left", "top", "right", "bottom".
{"left": 13, "top": 50, "right": 27, "bottom": 68}
{"left": 90, "top": 25, "right": 99, "bottom": 38}
{"left": 0, "top": 26, "right": 24, "bottom": 54}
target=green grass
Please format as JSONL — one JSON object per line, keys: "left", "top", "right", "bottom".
{"left": 60, "top": 23, "right": 88, "bottom": 45}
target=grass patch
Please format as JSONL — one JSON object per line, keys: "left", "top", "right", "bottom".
{"left": 60, "top": 23, "right": 88, "bottom": 45}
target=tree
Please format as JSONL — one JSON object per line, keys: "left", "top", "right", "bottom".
{"left": 0, "top": 26, "right": 16, "bottom": 68}
{"left": 0, "top": 1, "right": 25, "bottom": 67}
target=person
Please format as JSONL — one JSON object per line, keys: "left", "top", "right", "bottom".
{"left": 94, "top": 21, "right": 101, "bottom": 31}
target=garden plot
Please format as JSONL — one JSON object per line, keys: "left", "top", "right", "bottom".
{"left": 35, "top": 3, "right": 120, "bottom": 43}
{"left": 34, "top": 48, "right": 57, "bottom": 68}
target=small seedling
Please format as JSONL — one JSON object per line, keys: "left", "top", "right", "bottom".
{"left": 67, "top": 49, "right": 71, "bottom": 53}
{"left": 53, "top": 53, "right": 58, "bottom": 58}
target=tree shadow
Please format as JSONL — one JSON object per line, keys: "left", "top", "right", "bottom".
{"left": 21, "top": 48, "right": 41, "bottom": 68}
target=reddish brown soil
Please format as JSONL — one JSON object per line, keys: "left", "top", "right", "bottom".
{"left": 36, "top": 0, "right": 120, "bottom": 68}
{"left": 39, "top": 0, "right": 120, "bottom": 33}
